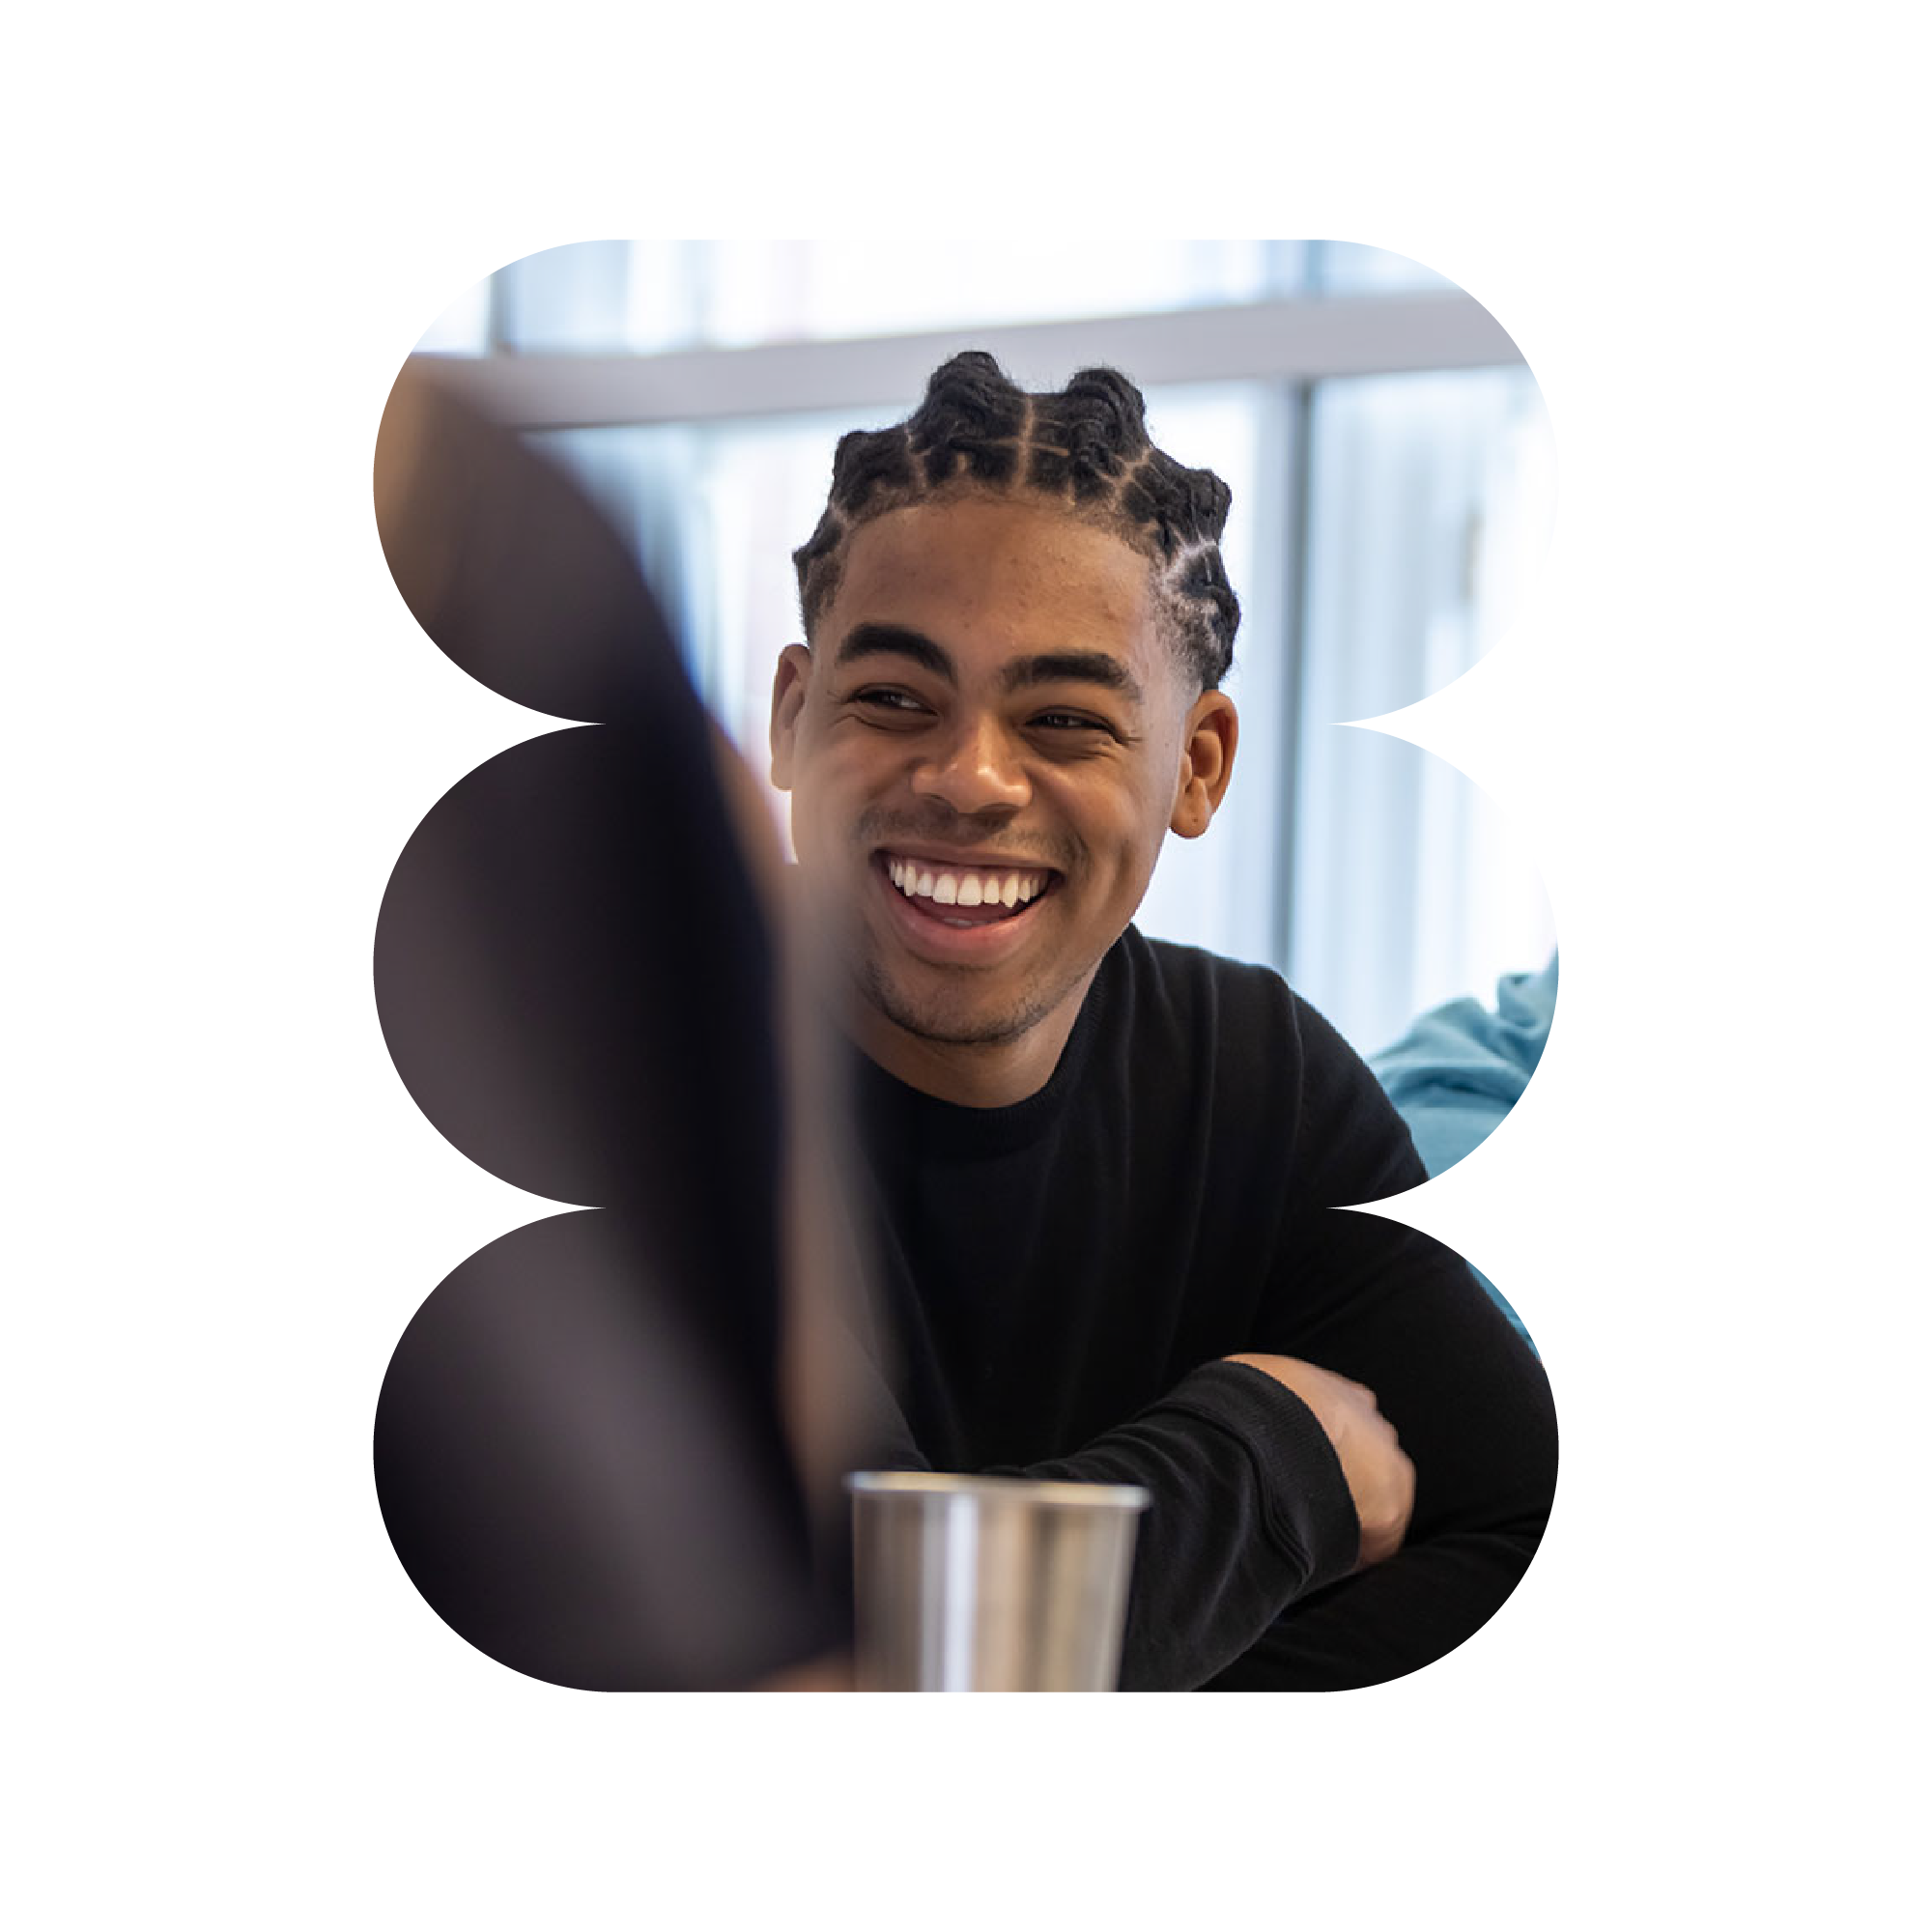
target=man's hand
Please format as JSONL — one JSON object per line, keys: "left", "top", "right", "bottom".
{"left": 1221, "top": 1354, "right": 1415, "bottom": 1569}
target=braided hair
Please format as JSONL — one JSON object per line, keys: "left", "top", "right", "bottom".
{"left": 792, "top": 352, "right": 1240, "bottom": 691}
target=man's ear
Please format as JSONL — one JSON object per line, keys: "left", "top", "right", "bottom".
{"left": 769, "top": 643, "right": 814, "bottom": 791}
{"left": 1170, "top": 690, "right": 1238, "bottom": 839}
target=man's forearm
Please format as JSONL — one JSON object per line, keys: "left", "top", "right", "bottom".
{"left": 1005, "top": 1361, "right": 1364, "bottom": 1690}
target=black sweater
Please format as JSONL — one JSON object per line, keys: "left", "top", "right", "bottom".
{"left": 846, "top": 927, "right": 1558, "bottom": 1691}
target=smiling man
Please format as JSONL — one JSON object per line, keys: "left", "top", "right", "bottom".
{"left": 775, "top": 487, "right": 1234, "bottom": 1108}
{"left": 770, "top": 353, "right": 1556, "bottom": 1690}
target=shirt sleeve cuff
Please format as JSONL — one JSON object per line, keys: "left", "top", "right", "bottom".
{"left": 1151, "top": 1359, "right": 1362, "bottom": 1588}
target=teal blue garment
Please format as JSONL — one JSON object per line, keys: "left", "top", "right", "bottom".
{"left": 1367, "top": 954, "right": 1557, "bottom": 1350}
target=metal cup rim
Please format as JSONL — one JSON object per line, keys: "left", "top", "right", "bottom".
{"left": 843, "top": 1470, "right": 1151, "bottom": 1512}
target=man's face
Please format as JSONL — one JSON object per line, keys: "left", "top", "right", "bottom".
{"left": 770, "top": 492, "right": 1236, "bottom": 1101}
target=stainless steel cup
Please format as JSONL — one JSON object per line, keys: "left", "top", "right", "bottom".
{"left": 845, "top": 1471, "right": 1151, "bottom": 1691}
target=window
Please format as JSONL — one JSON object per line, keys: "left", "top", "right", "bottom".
{"left": 414, "top": 241, "right": 1555, "bottom": 1055}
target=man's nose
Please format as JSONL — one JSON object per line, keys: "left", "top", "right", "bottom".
{"left": 909, "top": 715, "right": 1031, "bottom": 816}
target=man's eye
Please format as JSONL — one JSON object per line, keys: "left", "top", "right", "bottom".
{"left": 1031, "top": 711, "right": 1109, "bottom": 734}
{"left": 853, "top": 688, "right": 929, "bottom": 716}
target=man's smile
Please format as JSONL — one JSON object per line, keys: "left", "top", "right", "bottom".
{"left": 881, "top": 850, "right": 1059, "bottom": 925}
{"left": 869, "top": 848, "right": 1065, "bottom": 954}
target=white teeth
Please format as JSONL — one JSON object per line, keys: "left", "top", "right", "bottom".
{"left": 886, "top": 857, "right": 1050, "bottom": 910}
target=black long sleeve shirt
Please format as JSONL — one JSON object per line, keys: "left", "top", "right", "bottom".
{"left": 845, "top": 927, "right": 1558, "bottom": 1691}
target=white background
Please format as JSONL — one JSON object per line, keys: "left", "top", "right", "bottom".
{"left": 8, "top": 4, "right": 1924, "bottom": 1926}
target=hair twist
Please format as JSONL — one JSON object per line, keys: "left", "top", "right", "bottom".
{"left": 792, "top": 352, "right": 1240, "bottom": 690}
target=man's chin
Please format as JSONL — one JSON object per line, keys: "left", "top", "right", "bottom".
{"left": 856, "top": 964, "right": 1054, "bottom": 1053}
{"left": 870, "top": 995, "right": 1047, "bottom": 1054}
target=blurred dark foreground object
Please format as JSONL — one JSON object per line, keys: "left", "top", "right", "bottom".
{"left": 371, "top": 359, "right": 861, "bottom": 1689}
{"left": 377, "top": 1212, "right": 833, "bottom": 1689}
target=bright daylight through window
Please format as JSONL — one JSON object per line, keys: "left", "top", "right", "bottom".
{"left": 413, "top": 239, "right": 1555, "bottom": 1058}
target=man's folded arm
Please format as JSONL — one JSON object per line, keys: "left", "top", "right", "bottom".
{"left": 1203, "top": 990, "right": 1559, "bottom": 1691}
{"left": 993, "top": 1360, "right": 1367, "bottom": 1690}
{"left": 1226, "top": 1208, "right": 1559, "bottom": 1690}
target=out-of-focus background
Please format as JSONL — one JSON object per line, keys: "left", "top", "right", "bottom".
{"left": 414, "top": 240, "right": 1556, "bottom": 1060}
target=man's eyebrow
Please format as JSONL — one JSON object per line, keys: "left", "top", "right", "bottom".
{"left": 1003, "top": 652, "right": 1144, "bottom": 705}
{"left": 832, "top": 623, "right": 956, "bottom": 683}
{"left": 830, "top": 628, "right": 1144, "bottom": 706}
